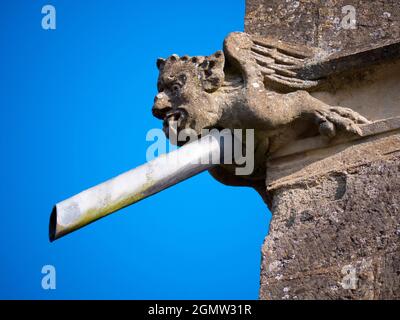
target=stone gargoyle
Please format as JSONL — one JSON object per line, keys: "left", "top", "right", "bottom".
{"left": 151, "top": 32, "right": 370, "bottom": 195}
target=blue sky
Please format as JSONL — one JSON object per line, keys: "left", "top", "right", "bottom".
{"left": 0, "top": 0, "right": 271, "bottom": 299}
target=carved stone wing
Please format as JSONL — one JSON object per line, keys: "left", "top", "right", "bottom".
{"left": 224, "top": 32, "right": 400, "bottom": 92}
{"left": 250, "top": 36, "right": 321, "bottom": 91}
{"left": 223, "top": 32, "right": 321, "bottom": 92}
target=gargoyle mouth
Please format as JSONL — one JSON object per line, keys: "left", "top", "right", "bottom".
{"left": 162, "top": 108, "right": 189, "bottom": 137}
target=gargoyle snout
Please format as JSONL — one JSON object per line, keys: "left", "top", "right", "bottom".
{"left": 152, "top": 92, "right": 172, "bottom": 119}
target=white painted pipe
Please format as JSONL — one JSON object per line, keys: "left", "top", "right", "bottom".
{"left": 49, "top": 134, "right": 223, "bottom": 241}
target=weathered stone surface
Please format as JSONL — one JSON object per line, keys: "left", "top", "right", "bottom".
{"left": 245, "top": 0, "right": 400, "bottom": 53}
{"left": 152, "top": 32, "right": 373, "bottom": 187}
{"left": 148, "top": 0, "right": 400, "bottom": 300}
{"left": 243, "top": 0, "right": 400, "bottom": 300}
{"left": 260, "top": 132, "right": 400, "bottom": 299}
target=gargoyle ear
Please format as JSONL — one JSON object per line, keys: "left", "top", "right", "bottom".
{"left": 201, "top": 50, "right": 225, "bottom": 93}
{"left": 156, "top": 58, "right": 166, "bottom": 70}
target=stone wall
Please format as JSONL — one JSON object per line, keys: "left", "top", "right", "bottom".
{"left": 260, "top": 131, "right": 400, "bottom": 299}
{"left": 245, "top": 0, "right": 400, "bottom": 53}
{"left": 244, "top": 0, "right": 400, "bottom": 299}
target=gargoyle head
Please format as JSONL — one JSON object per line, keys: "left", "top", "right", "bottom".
{"left": 152, "top": 51, "right": 225, "bottom": 140}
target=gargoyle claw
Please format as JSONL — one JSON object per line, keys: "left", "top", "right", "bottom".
{"left": 328, "top": 106, "right": 370, "bottom": 124}
{"left": 315, "top": 107, "right": 366, "bottom": 137}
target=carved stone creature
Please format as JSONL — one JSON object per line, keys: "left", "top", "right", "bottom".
{"left": 152, "top": 32, "right": 370, "bottom": 189}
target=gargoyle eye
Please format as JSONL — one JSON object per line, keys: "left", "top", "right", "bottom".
{"left": 171, "top": 83, "right": 182, "bottom": 93}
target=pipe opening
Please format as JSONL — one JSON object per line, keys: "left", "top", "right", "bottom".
{"left": 49, "top": 206, "right": 57, "bottom": 242}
